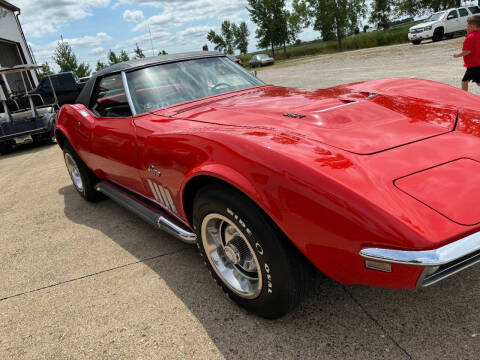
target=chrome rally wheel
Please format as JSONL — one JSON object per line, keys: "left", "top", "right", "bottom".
{"left": 201, "top": 213, "right": 262, "bottom": 299}
{"left": 62, "top": 143, "right": 103, "bottom": 202}
{"left": 64, "top": 152, "right": 84, "bottom": 192}
{"left": 193, "top": 184, "right": 312, "bottom": 319}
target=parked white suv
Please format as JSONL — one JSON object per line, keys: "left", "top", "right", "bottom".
{"left": 408, "top": 6, "right": 480, "bottom": 45}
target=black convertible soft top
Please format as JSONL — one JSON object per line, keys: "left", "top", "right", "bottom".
{"left": 76, "top": 51, "right": 225, "bottom": 107}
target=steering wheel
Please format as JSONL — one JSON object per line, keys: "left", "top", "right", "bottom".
{"left": 212, "top": 82, "right": 230, "bottom": 90}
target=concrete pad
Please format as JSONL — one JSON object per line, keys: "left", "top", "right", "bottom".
{"left": 0, "top": 249, "right": 406, "bottom": 359}
{"left": 348, "top": 266, "right": 480, "bottom": 360}
{"left": 0, "top": 144, "right": 187, "bottom": 299}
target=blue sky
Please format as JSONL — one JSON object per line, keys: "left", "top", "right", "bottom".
{"left": 12, "top": 0, "right": 321, "bottom": 71}
{"left": 13, "top": 0, "right": 478, "bottom": 72}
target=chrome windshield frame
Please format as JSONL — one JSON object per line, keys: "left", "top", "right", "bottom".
{"left": 121, "top": 71, "right": 137, "bottom": 116}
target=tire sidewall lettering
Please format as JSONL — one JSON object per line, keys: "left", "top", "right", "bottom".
{"left": 226, "top": 207, "right": 273, "bottom": 296}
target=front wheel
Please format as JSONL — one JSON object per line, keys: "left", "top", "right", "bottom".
{"left": 411, "top": 40, "right": 421, "bottom": 45}
{"left": 432, "top": 28, "right": 444, "bottom": 42}
{"left": 193, "top": 185, "right": 312, "bottom": 319}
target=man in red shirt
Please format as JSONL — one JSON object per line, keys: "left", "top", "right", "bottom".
{"left": 454, "top": 15, "right": 480, "bottom": 91}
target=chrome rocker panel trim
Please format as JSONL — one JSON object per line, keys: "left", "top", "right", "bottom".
{"left": 360, "top": 231, "right": 480, "bottom": 287}
{"left": 95, "top": 181, "right": 196, "bottom": 244}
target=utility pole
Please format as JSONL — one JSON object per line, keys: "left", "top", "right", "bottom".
{"left": 148, "top": 25, "right": 155, "bottom": 56}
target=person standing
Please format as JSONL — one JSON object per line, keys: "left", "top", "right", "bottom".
{"left": 453, "top": 15, "right": 480, "bottom": 92}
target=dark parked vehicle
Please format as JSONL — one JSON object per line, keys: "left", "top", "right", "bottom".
{"left": 29, "top": 72, "right": 86, "bottom": 106}
{"left": 249, "top": 54, "right": 274, "bottom": 67}
{"left": 0, "top": 64, "right": 57, "bottom": 154}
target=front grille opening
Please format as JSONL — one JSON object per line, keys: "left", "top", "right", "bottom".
{"left": 422, "top": 249, "right": 480, "bottom": 287}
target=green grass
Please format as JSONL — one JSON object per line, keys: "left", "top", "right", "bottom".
{"left": 239, "top": 20, "right": 422, "bottom": 69}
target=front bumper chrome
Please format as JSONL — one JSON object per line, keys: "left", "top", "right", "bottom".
{"left": 408, "top": 30, "right": 433, "bottom": 41}
{"left": 360, "top": 231, "right": 480, "bottom": 287}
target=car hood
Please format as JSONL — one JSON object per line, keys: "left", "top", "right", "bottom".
{"left": 164, "top": 82, "right": 458, "bottom": 155}
{"left": 410, "top": 21, "right": 438, "bottom": 30}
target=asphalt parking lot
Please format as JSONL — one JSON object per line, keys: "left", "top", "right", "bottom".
{"left": 2, "top": 37, "right": 480, "bottom": 359}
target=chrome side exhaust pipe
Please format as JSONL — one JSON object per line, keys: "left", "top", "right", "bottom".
{"left": 95, "top": 181, "right": 197, "bottom": 244}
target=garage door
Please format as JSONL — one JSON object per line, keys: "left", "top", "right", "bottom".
{"left": 0, "top": 41, "right": 32, "bottom": 92}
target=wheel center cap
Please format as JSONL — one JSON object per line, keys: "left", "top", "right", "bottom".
{"left": 224, "top": 244, "right": 240, "bottom": 264}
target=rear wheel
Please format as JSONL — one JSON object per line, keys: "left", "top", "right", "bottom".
{"left": 193, "top": 185, "right": 312, "bottom": 319}
{"left": 63, "top": 142, "right": 103, "bottom": 202}
{"left": 411, "top": 40, "right": 421, "bottom": 45}
{"left": 432, "top": 28, "right": 444, "bottom": 42}
{"left": 0, "top": 141, "right": 14, "bottom": 155}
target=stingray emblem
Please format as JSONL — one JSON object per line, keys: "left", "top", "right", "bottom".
{"left": 283, "top": 113, "right": 306, "bottom": 119}
{"left": 148, "top": 164, "right": 161, "bottom": 177}
{"left": 146, "top": 179, "right": 177, "bottom": 214}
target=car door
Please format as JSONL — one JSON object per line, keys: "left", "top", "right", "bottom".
{"left": 122, "top": 66, "right": 188, "bottom": 214}
{"left": 469, "top": 6, "right": 480, "bottom": 14}
{"left": 34, "top": 77, "right": 54, "bottom": 105}
{"left": 51, "top": 75, "right": 71, "bottom": 105}
{"left": 445, "top": 10, "right": 460, "bottom": 33}
{"left": 458, "top": 8, "right": 469, "bottom": 30}
{"left": 87, "top": 73, "right": 146, "bottom": 194}
{"left": 133, "top": 114, "right": 185, "bottom": 215}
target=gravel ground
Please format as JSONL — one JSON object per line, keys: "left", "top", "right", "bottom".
{"left": 2, "top": 38, "right": 480, "bottom": 359}
{"left": 259, "top": 36, "right": 480, "bottom": 95}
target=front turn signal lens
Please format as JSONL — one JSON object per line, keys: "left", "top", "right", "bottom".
{"left": 365, "top": 260, "right": 392, "bottom": 273}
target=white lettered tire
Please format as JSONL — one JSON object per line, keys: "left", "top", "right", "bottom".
{"left": 193, "top": 184, "right": 312, "bottom": 319}
{"left": 63, "top": 142, "right": 104, "bottom": 202}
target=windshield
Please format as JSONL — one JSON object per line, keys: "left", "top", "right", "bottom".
{"left": 126, "top": 57, "right": 264, "bottom": 114}
{"left": 428, "top": 12, "right": 445, "bottom": 21}
{"left": 258, "top": 54, "right": 270, "bottom": 59}
{"left": 469, "top": 6, "right": 480, "bottom": 14}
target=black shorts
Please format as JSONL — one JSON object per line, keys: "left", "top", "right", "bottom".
{"left": 462, "top": 66, "right": 480, "bottom": 82}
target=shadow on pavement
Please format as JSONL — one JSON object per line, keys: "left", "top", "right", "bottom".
{"left": 58, "top": 184, "right": 479, "bottom": 359}
{"left": 0, "top": 141, "right": 55, "bottom": 159}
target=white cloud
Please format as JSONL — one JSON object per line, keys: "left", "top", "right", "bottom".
{"left": 123, "top": 9, "right": 144, "bottom": 22}
{"left": 15, "top": 0, "right": 111, "bottom": 38}
{"left": 62, "top": 32, "right": 112, "bottom": 47}
{"left": 132, "top": 0, "right": 248, "bottom": 31}
{"left": 30, "top": 33, "right": 112, "bottom": 66}
{"left": 113, "top": 29, "right": 171, "bottom": 51}
{"left": 91, "top": 47, "right": 106, "bottom": 56}
{"left": 132, "top": 12, "right": 181, "bottom": 31}
{"left": 178, "top": 26, "right": 213, "bottom": 39}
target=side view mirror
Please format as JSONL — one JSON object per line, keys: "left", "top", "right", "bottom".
{"left": 447, "top": 15, "right": 455, "bottom": 20}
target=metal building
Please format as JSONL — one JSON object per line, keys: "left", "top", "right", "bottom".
{"left": 0, "top": 0, "right": 38, "bottom": 94}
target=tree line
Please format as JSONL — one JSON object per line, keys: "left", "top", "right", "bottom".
{"left": 38, "top": 41, "right": 169, "bottom": 79}
{"left": 207, "top": 0, "right": 479, "bottom": 56}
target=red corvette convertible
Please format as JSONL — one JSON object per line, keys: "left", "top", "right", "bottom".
{"left": 56, "top": 52, "right": 480, "bottom": 318}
